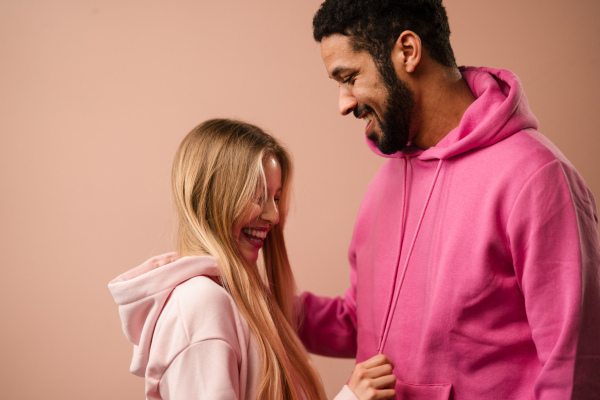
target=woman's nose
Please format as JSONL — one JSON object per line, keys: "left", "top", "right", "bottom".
{"left": 260, "top": 200, "right": 279, "bottom": 225}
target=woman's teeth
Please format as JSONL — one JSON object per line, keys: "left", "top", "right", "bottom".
{"left": 242, "top": 228, "right": 267, "bottom": 242}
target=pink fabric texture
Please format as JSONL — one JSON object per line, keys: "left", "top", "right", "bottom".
{"left": 109, "top": 254, "right": 261, "bottom": 399}
{"left": 298, "top": 67, "right": 600, "bottom": 399}
{"left": 109, "top": 254, "right": 358, "bottom": 400}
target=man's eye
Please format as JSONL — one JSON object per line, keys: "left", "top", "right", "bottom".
{"left": 342, "top": 75, "right": 355, "bottom": 85}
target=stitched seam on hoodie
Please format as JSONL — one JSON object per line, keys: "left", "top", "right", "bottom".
{"left": 174, "top": 289, "right": 192, "bottom": 344}
{"left": 505, "top": 159, "right": 572, "bottom": 292}
{"left": 505, "top": 159, "right": 567, "bottom": 245}
{"left": 159, "top": 339, "right": 239, "bottom": 390}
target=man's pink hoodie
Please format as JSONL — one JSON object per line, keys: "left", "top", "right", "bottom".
{"left": 298, "top": 67, "right": 600, "bottom": 399}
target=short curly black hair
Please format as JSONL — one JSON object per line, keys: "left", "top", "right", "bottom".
{"left": 313, "top": 0, "right": 456, "bottom": 68}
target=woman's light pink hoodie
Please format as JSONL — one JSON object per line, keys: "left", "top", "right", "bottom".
{"left": 109, "top": 254, "right": 263, "bottom": 399}
{"left": 109, "top": 253, "right": 359, "bottom": 400}
{"left": 298, "top": 67, "right": 600, "bottom": 399}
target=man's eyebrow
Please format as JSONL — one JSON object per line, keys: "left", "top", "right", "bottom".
{"left": 330, "top": 66, "right": 352, "bottom": 79}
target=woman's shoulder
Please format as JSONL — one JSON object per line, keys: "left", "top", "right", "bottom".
{"left": 173, "top": 274, "right": 229, "bottom": 305}
{"left": 160, "top": 275, "right": 250, "bottom": 345}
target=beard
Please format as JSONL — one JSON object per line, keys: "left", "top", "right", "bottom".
{"left": 354, "top": 61, "right": 416, "bottom": 155}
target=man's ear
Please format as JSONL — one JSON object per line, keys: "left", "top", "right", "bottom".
{"left": 391, "top": 30, "right": 422, "bottom": 74}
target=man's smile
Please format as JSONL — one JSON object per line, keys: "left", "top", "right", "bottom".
{"left": 355, "top": 106, "right": 377, "bottom": 136}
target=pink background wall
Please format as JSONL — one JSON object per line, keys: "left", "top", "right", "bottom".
{"left": 1, "top": 1, "right": 598, "bottom": 398}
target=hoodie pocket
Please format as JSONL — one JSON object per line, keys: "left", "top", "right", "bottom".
{"left": 396, "top": 380, "right": 451, "bottom": 400}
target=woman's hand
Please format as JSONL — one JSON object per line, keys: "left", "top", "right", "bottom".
{"left": 347, "top": 354, "right": 396, "bottom": 400}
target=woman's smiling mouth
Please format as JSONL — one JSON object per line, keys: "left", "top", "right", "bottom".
{"left": 241, "top": 228, "right": 268, "bottom": 248}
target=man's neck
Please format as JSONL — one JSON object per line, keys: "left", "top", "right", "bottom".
{"left": 411, "top": 67, "right": 475, "bottom": 149}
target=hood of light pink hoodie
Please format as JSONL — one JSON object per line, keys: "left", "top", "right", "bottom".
{"left": 108, "top": 253, "right": 220, "bottom": 376}
{"left": 366, "top": 66, "right": 540, "bottom": 160}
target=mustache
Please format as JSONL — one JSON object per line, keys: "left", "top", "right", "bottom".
{"left": 353, "top": 104, "right": 375, "bottom": 119}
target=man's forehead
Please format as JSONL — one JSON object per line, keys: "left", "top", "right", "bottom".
{"left": 320, "top": 34, "right": 365, "bottom": 77}
{"left": 320, "top": 34, "right": 354, "bottom": 58}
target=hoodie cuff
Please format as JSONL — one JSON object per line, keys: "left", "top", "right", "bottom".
{"left": 333, "top": 385, "right": 358, "bottom": 400}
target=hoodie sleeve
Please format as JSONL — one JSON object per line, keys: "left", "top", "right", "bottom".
{"left": 296, "top": 288, "right": 358, "bottom": 358}
{"left": 332, "top": 385, "right": 359, "bottom": 400}
{"left": 297, "top": 245, "right": 359, "bottom": 358}
{"left": 507, "top": 159, "right": 600, "bottom": 399}
{"left": 159, "top": 340, "right": 241, "bottom": 399}
{"left": 296, "top": 213, "right": 361, "bottom": 358}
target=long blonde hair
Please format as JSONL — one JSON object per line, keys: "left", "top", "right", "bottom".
{"left": 172, "top": 119, "right": 326, "bottom": 400}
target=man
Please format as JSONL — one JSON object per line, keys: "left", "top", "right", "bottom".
{"left": 297, "top": 0, "right": 600, "bottom": 398}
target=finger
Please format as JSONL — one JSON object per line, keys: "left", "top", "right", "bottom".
{"left": 359, "top": 363, "right": 394, "bottom": 379}
{"left": 360, "top": 354, "right": 394, "bottom": 369}
{"left": 372, "top": 388, "right": 396, "bottom": 400}
{"left": 372, "top": 374, "right": 396, "bottom": 389}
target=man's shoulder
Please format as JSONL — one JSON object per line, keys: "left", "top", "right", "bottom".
{"left": 488, "top": 128, "right": 576, "bottom": 175}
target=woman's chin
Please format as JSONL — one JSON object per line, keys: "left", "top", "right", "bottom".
{"left": 239, "top": 245, "right": 260, "bottom": 264}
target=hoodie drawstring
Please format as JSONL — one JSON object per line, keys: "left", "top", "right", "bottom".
{"left": 378, "top": 158, "right": 444, "bottom": 354}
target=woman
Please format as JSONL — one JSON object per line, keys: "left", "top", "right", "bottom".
{"left": 109, "top": 119, "right": 395, "bottom": 400}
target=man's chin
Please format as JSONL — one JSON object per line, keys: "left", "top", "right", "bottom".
{"left": 377, "top": 144, "right": 398, "bottom": 155}
{"left": 369, "top": 134, "right": 394, "bottom": 155}
{"left": 366, "top": 131, "right": 379, "bottom": 143}
{"left": 376, "top": 134, "right": 408, "bottom": 155}
{"left": 367, "top": 124, "right": 408, "bottom": 155}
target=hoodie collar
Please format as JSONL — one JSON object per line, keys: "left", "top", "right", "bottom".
{"left": 366, "top": 67, "right": 539, "bottom": 161}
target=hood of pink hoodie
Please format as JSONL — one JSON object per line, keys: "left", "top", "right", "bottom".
{"left": 370, "top": 67, "right": 541, "bottom": 352}
{"left": 366, "top": 66, "right": 539, "bottom": 160}
{"left": 108, "top": 253, "right": 220, "bottom": 376}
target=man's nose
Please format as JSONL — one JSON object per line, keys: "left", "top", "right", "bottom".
{"left": 338, "top": 86, "right": 357, "bottom": 116}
